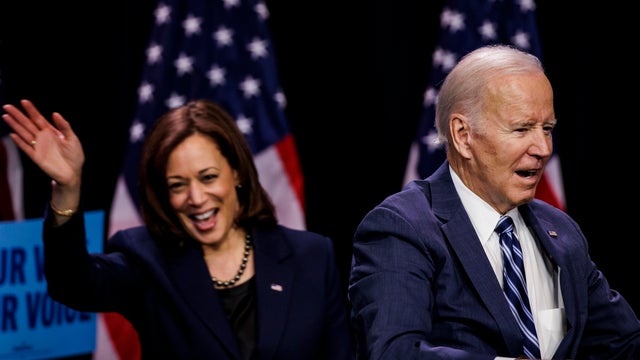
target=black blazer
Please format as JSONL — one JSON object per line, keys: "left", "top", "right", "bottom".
{"left": 43, "top": 211, "right": 352, "bottom": 359}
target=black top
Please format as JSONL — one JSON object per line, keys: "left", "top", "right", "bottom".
{"left": 217, "top": 276, "right": 257, "bottom": 360}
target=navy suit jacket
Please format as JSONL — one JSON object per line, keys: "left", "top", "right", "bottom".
{"left": 43, "top": 211, "right": 352, "bottom": 360}
{"left": 349, "top": 162, "right": 640, "bottom": 359}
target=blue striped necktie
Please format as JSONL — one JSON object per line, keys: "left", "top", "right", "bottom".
{"left": 495, "top": 216, "right": 540, "bottom": 359}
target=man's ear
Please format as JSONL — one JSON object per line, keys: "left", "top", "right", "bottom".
{"left": 450, "top": 113, "right": 472, "bottom": 159}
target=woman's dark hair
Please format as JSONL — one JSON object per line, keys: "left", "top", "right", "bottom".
{"left": 138, "top": 99, "right": 277, "bottom": 247}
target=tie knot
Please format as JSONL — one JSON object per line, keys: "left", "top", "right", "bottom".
{"left": 495, "top": 215, "right": 515, "bottom": 236}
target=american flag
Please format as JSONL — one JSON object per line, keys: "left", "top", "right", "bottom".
{"left": 403, "top": 0, "right": 566, "bottom": 211}
{"left": 0, "top": 68, "right": 24, "bottom": 222}
{"left": 99, "top": 1, "right": 306, "bottom": 358}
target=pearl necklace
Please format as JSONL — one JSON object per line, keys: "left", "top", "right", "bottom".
{"left": 211, "top": 234, "right": 252, "bottom": 288}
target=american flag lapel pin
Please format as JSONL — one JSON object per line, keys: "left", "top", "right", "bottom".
{"left": 270, "top": 283, "right": 283, "bottom": 292}
{"left": 547, "top": 230, "right": 558, "bottom": 238}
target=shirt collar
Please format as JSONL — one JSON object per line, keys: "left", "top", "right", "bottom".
{"left": 449, "top": 166, "right": 520, "bottom": 245}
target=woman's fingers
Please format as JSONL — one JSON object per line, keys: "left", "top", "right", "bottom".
{"left": 51, "top": 111, "right": 71, "bottom": 140}
{"left": 2, "top": 100, "right": 65, "bottom": 148}
{"left": 2, "top": 105, "right": 37, "bottom": 149}
{"left": 20, "top": 99, "right": 52, "bottom": 131}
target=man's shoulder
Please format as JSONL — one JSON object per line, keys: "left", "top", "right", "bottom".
{"left": 526, "top": 198, "right": 568, "bottom": 216}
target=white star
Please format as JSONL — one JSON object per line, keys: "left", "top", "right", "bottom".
{"left": 440, "top": 8, "right": 465, "bottom": 33}
{"left": 478, "top": 20, "right": 497, "bottom": 41}
{"left": 138, "top": 82, "right": 154, "bottom": 103}
{"left": 165, "top": 93, "right": 186, "bottom": 109}
{"left": 274, "top": 91, "right": 286, "bottom": 108}
{"left": 432, "top": 48, "right": 445, "bottom": 64}
{"left": 432, "top": 47, "right": 457, "bottom": 72}
{"left": 154, "top": 3, "right": 171, "bottom": 25}
{"left": 213, "top": 26, "right": 234, "bottom": 47}
{"left": 146, "top": 43, "right": 163, "bottom": 65}
{"left": 174, "top": 53, "right": 194, "bottom": 76}
{"left": 222, "top": 0, "right": 240, "bottom": 9}
{"left": 511, "top": 31, "right": 531, "bottom": 49}
{"left": 255, "top": 2, "right": 269, "bottom": 20}
{"left": 207, "top": 65, "right": 226, "bottom": 86}
{"left": 421, "top": 129, "right": 443, "bottom": 153}
{"left": 518, "top": 0, "right": 536, "bottom": 12}
{"left": 129, "top": 120, "right": 146, "bottom": 143}
{"left": 247, "top": 37, "right": 268, "bottom": 59}
{"left": 235, "top": 114, "right": 253, "bottom": 135}
{"left": 239, "top": 76, "right": 261, "bottom": 98}
{"left": 183, "top": 14, "right": 202, "bottom": 37}
{"left": 423, "top": 87, "right": 438, "bottom": 107}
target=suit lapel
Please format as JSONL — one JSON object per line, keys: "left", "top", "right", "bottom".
{"left": 443, "top": 210, "right": 525, "bottom": 353}
{"left": 520, "top": 205, "right": 578, "bottom": 346}
{"left": 429, "top": 163, "right": 524, "bottom": 353}
{"left": 252, "top": 227, "right": 294, "bottom": 360}
{"left": 168, "top": 244, "right": 242, "bottom": 359}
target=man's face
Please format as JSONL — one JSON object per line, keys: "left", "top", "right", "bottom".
{"left": 463, "top": 72, "right": 556, "bottom": 214}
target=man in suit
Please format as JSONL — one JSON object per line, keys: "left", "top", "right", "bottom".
{"left": 348, "top": 44, "right": 640, "bottom": 359}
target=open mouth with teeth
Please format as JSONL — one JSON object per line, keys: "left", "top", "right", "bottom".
{"left": 190, "top": 209, "right": 218, "bottom": 231}
{"left": 193, "top": 209, "right": 217, "bottom": 221}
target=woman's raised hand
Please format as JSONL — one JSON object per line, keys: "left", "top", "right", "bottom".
{"left": 2, "top": 99, "right": 84, "bottom": 190}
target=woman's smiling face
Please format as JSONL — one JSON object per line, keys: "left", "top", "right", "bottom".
{"left": 165, "top": 133, "right": 240, "bottom": 246}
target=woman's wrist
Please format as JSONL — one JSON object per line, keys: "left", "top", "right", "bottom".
{"left": 49, "top": 200, "right": 77, "bottom": 217}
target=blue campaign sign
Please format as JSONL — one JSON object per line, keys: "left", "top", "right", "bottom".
{"left": 0, "top": 210, "right": 104, "bottom": 359}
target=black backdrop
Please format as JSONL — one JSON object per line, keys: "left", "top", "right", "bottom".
{"left": 2, "top": 0, "right": 639, "bottom": 321}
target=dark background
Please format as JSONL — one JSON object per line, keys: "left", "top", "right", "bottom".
{"left": 1, "top": 0, "right": 638, "bottom": 321}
